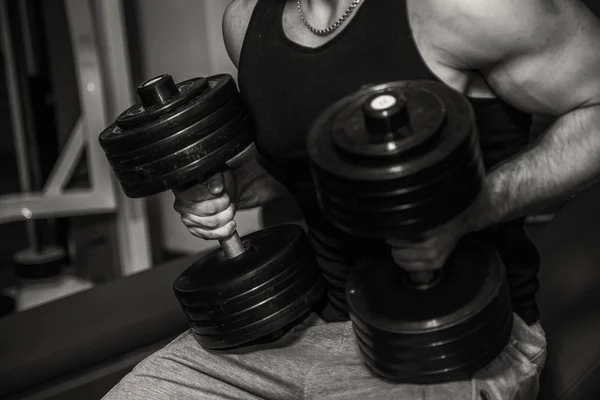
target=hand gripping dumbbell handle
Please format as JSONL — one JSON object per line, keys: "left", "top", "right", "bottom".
{"left": 204, "top": 143, "right": 258, "bottom": 260}
{"left": 214, "top": 143, "right": 261, "bottom": 259}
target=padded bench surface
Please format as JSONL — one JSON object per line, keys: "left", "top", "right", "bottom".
{"left": 0, "top": 253, "right": 195, "bottom": 398}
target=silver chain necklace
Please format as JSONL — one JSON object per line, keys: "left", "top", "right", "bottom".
{"left": 297, "top": 0, "right": 362, "bottom": 37}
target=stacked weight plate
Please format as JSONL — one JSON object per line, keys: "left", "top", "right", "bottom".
{"left": 307, "top": 81, "right": 513, "bottom": 384}
{"left": 98, "top": 73, "right": 326, "bottom": 351}
{"left": 307, "top": 81, "right": 484, "bottom": 239}
{"left": 173, "top": 224, "right": 325, "bottom": 350}
{"left": 99, "top": 74, "right": 253, "bottom": 198}
{"left": 347, "top": 240, "right": 513, "bottom": 384}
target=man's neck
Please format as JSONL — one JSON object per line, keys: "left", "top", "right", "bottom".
{"left": 299, "top": 0, "right": 358, "bottom": 29}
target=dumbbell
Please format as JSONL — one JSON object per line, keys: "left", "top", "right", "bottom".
{"left": 98, "top": 74, "right": 325, "bottom": 351}
{"left": 307, "top": 81, "right": 513, "bottom": 384}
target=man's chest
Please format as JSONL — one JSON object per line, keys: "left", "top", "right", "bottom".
{"left": 279, "top": 0, "right": 494, "bottom": 99}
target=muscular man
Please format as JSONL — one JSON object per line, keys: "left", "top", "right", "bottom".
{"left": 104, "top": 1, "right": 600, "bottom": 399}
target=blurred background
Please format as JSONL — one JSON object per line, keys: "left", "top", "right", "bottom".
{"left": 0, "top": 0, "right": 298, "bottom": 312}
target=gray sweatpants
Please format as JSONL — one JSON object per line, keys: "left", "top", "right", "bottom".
{"left": 103, "top": 313, "right": 546, "bottom": 400}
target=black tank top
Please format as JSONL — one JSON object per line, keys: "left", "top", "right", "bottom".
{"left": 238, "top": 0, "right": 540, "bottom": 325}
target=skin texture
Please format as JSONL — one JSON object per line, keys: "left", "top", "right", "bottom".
{"left": 176, "top": 0, "right": 600, "bottom": 275}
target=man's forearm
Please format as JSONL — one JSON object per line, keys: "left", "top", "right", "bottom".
{"left": 229, "top": 144, "right": 291, "bottom": 209}
{"left": 471, "top": 105, "right": 600, "bottom": 231}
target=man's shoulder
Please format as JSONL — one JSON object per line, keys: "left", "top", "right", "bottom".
{"left": 225, "top": 0, "right": 258, "bottom": 19}
{"left": 421, "top": 0, "right": 556, "bottom": 19}
{"left": 415, "top": 0, "right": 560, "bottom": 69}
{"left": 223, "top": 0, "right": 259, "bottom": 67}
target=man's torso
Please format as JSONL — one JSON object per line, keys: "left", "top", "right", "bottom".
{"left": 225, "top": 0, "right": 540, "bottom": 325}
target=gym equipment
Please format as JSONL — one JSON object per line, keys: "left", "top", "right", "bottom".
{"left": 13, "top": 246, "right": 67, "bottom": 280}
{"left": 98, "top": 73, "right": 325, "bottom": 351}
{"left": 307, "top": 81, "right": 513, "bottom": 384}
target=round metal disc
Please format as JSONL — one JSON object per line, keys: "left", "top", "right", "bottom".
{"left": 99, "top": 74, "right": 238, "bottom": 155}
{"left": 311, "top": 133, "right": 479, "bottom": 202}
{"left": 319, "top": 154, "right": 482, "bottom": 215}
{"left": 120, "top": 128, "right": 252, "bottom": 198}
{"left": 116, "top": 77, "right": 209, "bottom": 129}
{"left": 182, "top": 250, "right": 317, "bottom": 321}
{"left": 106, "top": 98, "right": 245, "bottom": 169}
{"left": 113, "top": 112, "right": 250, "bottom": 185}
{"left": 358, "top": 316, "right": 512, "bottom": 384}
{"left": 350, "top": 283, "right": 511, "bottom": 349}
{"left": 307, "top": 81, "right": 476, "bottom": 182}
{"left": 354, "top": 310, "right": 512, "bottom": 372}
{"left": 173, "top": 224, "right": 309, "bottom": 304}
{"left": 188, "top": 263, "right": 322, "bottom": 334}
{"left": 318, "top": 170, "right": 483, "bottom": 237}
{"left": 346, "top": 238, "right": 513, "bottom": 384}
{"left": 331, "top": 88, "right": 446, "bottom": 159}
{"left": 346, "top": 237, "right": 506, "bottom": 333}
{"left": 192, "top": 277, "right": 325, "bottom": 351}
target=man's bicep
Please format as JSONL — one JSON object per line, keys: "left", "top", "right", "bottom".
{"left": 483, "top": 1, "right": 600, "bottom": 117}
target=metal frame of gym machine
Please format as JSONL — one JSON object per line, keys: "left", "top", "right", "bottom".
{"left": 0, "top": 0, "right": 152, "bottom": 276}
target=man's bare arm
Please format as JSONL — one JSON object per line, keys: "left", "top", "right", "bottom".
{"left": 428, "top": 0, "right": 600, "bottom": 229}
{"left": 222, "top": 1, "right": 290, "bottom": 208}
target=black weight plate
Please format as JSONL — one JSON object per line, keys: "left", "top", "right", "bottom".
{"left": 307, "top": 80, "right": 476, "bottom": 182}
{"left": 312, "top": 126, "right": 479, "bottom": 191}
{"left": 346, "top": 236, "right": 506, "bottom": 334}
{"left": 331, "top": 87, "right": 446, "bottom": 159}
{"left": 321, "top": 160, "right": 482, "bottom": 224}
{"left": 318, "top": 174, "right": 482, "bottom": 238}
{"left": 358, "top": 317, "right": 512, "bottom": 384}
{"left": 350, "top": 280, "right": 513, "bottom": 384}
{"left": 350, "top": 284, "right": 511, "bottom": 356}
{"left": 193, "top": 277, "right": 326, "bottom": 350}
{"left": 312, "top": 136, "right": 480, "bottom": 204}
{"left": 321, "top": 164, "right": 483, "bottom": 222}
{"left": 106, "top": 98, "right": 245, "bottom": 169}
{"left": 173, "top": 224, "right": 310, "bottom": 304}
{"left": 99, "top": 74, "right": 239, "bottom": 155}
{"left": 113, "top": 112, "right": 249, "bottom": 185}
{"left": 121, "top": 128, "right": 252, "bottom": 198}
{"left": 116, "top": 76, "right": 210, "bottom": 129}
{"left": 350, "top": 281, "right": 511, "bottom": 350}
{"left": 320, "top": 155, "right": 482, "bottom": 216}
{"left": 353, "top": 311, "right": 512, "bottom": 375}
{"left": 182, "top": 250, "right": 317, "bottom": 320}
{"left": 188, "top": 264, "right": 322, "bottom": 334}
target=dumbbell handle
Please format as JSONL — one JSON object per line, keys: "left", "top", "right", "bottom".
{"left": 219, "top": 232, "right": 246, "bottom": 259}
{"left": 208, "top": 145, "right": 258, "bottom": 259}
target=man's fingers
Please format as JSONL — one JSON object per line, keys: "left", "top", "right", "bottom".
{"left": 206, "top": 172, "right": 225, "bottom": 195}
{"left": 181, "top": 204, "right": 236, "bottom": 230}
{"left": 175, "top": 193, "right": 231, "bottom": 216}
{"left": 189, "top": 221, "right": 237, "bottom": 240}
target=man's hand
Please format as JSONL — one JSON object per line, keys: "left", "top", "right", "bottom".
{"left": 387, "top": 189, "right": 494, "bottom": 273}
{"left": 387, "top": 217, "right": 468, "bottom": 274}
{"left": 173, "top": 171, "right": 239, "bottom": 240}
